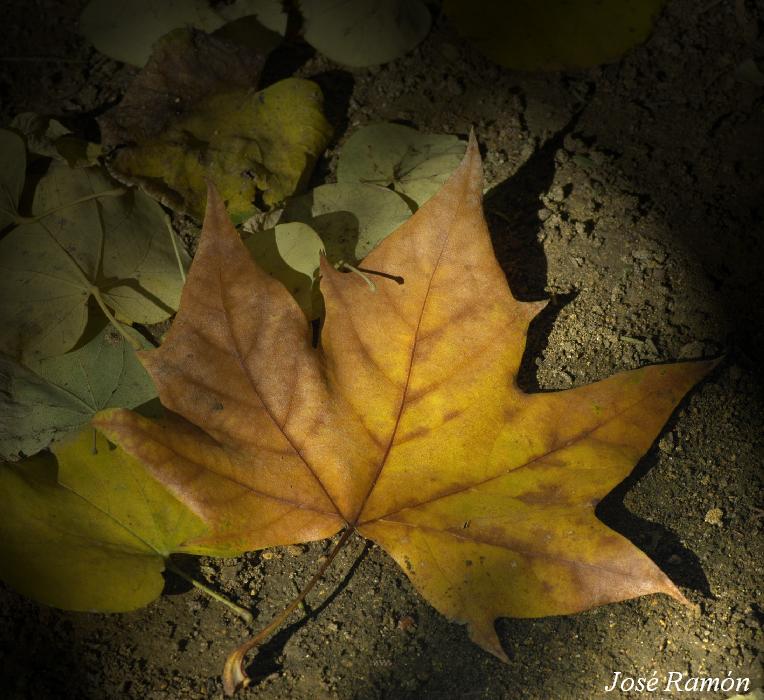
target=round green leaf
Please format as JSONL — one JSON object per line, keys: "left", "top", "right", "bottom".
{"left": 218, "top": 0, "right": 287, "bottom": 32}
{"left": 0, "top": 325, "right": 157, "bottom": 461}
{"left": 280, "top": 182, "right": 412, "bottom": 262}
{"left": 245, "top": 222, "right": 324, "bottom": 317}
{"left": 300, "top": 0, "right": 431, "bottom": 67}
{"left": 0, "top": 221, "right": 90, "bottom": 362}
{"left": 0, "top": 163, "right": 188, "bottom": 361}
{"left": 443, "top": 0, "right": 665, "bottom": 70}
{"left": 0, "top": 129, "right": 26, "bottom": 230}
{"left": 336, "top": 123, "right": 466, "bottom": 207}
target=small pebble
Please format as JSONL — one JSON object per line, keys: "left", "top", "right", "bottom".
{"left": 704, "top": 508, "right": 724, "bottom": 526}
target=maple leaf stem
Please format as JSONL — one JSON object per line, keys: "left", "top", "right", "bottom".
{"left": 336, "top": 260, "right": 377, "bottom": 291}
{"left": 165, "top": 560, "right": 253, "bottom": 624}
{"left": 222, "top": 527, "right": 355, "bottom": 696}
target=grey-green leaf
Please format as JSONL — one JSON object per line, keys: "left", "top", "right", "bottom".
{"left": 244, "top": 222, "right": 324, "bottom": 317}
{"left": 279, "top": 182, "right": 413, "bottom": 262}
{"left": 0, "top": 325, "right": 156, "bottom": 461}
{"left": 10, "top": 112, "right": 102, "bottom": 168}
{"left": 80, "top": 0, "right": 286, "bottom": 66}
{"left": 336, "top": 123, "right": 466, "bottom": 207}
{"left": 300, "top": 0, "right": 431, "bottom": 67}
{"left": 0, "top": 162, "right": 188, "bottom": 361}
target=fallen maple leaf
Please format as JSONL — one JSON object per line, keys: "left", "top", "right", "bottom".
{"left": 95, "top": 134, "right": 716, "bottom": 694}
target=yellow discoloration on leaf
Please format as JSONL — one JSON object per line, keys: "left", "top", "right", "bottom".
{"left": 109, "top": 78, "right": 332, "bottom": 222}
{"left": 0, "top": 427, "right": 224, "bottom": 612}
{"left": 95, "top": 135, "right": 716, "bottom": 660}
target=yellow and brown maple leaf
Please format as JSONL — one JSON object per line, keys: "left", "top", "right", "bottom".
{"left": 95, "top": 135, "right": 715, "bottom": 685}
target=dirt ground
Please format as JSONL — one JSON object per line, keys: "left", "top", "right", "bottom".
{"left": 1, "top": 1, "right": 762, "bottom": 699}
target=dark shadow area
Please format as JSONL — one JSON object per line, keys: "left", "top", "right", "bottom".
{"left": 67, "top": 311, "right": 110, "bottom": 352}
{"left": 14, "top": 148, "right": 54, "bottom": 220}
{"left": 514, "top": 291, "right": 575, "bottom": 393}
{"left": 162, "top": 554, "right": 200, "bottom": 596}
{"left": 0, "top": 586, "right": 93, "bottom": 700}
{"left": 309, "top": 70, "right": 355, "bottom": 141}
{"left": 483, "top": 115, "right": 582, "bottom": 392}
{"left": 258, "top": 39, "right": 315, "bottom": 90}
{"left": 485, "top": 111, "right": 581, "bottom": 302}
{"left": 577, "top": 83, "right": 764, "bottom": 368}
{"left": 244, "top": 538, "right": 371, "bottom": 690}
{"left": 596, "top": 454, "right": 712, "bottom": 598}
{"left": 306, "top": 69, "right": 356, "bottom": 188}
{"left": 594, "top": 365, "right": 725, "bottom": 599}
{"left": 483, "top": 114, "right": 582, "bottom": 392}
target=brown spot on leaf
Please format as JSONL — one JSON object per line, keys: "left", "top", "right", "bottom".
{"left": 516, "top": 483, "right": 567, "bottom": 506}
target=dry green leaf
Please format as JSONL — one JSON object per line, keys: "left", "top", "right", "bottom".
{"left": 99, "top": 28, "right": 265, "bottom": 147}
{"left": 0, "top": 427, "right": 229, "bottom": 612}
{"left": 300, "top": 0, "right": 431, "bottom": 67}
{"left": 444, "top": 0, "right": 665, "bottom": 70}
{"left": 0, "top": 163, "right": 188, "bottom": 361}
{"left": 0, "top": 325, "right": 156, "bottom": 461}
{"left": 337, "top": 123, "right": 466, "bottom": 207}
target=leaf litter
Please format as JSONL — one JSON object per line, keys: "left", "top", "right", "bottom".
{"left": 443, "top": 0, "right": 666, "bottom": 70}
{"left": 80, "top": 0, "right": 429, "bottom": 69}
{"left": 244, "top": 181, "right": 413, "bottom": 317}
{"left": 299, "top": 0, "right": 431, "bottom": 67}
